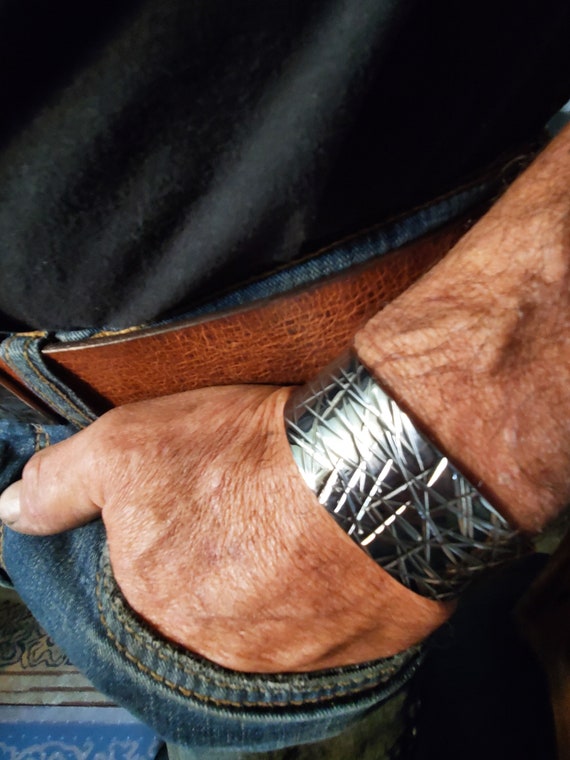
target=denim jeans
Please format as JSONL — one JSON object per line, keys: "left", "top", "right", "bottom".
{"left": 0, "top": 177, "right": 498, "bottom": 753}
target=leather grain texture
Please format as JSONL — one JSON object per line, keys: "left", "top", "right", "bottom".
{"left": 41, "top": 216, "right": 474, "bottom": 414}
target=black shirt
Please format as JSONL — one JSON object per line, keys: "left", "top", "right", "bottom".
{"left": 1, "top": 0, "right": 569, "bottom": 329}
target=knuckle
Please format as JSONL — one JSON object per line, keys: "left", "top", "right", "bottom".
{"left": 95, "top": 405, "right": 143, "bottom": 448}
{"left": 90, "top": 408, "right": 131, "bottom": 459}
{"left": 96, "top": 405, "right": 127, "bottom": 435}
{"left": 89, "top": 406, "right": 152, "bottom": 503}
{"left": 21, "top": 451, "right": 43, "bottom": 493}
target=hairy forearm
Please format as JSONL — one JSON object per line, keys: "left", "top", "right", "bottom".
{"left": 355, "top": 123, "right": 570, "bottom": 533}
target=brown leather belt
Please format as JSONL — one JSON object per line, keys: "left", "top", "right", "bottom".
{"left": 0, "top": 213, "right": 476, "bottom": 420}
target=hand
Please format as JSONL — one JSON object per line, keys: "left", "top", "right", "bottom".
{"left": 0, "top": 385, "right": 448, "bottom": 672}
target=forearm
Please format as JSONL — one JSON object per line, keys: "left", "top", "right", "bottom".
{"left": 355, "top": 123, "right": 570, "bottom": 533}
{"left": 3, "top": 127, "right": 568, "bottom": 674}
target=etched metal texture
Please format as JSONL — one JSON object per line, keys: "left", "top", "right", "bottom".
{"left": 285, "top": 352, "right": 524, "bottom": 600}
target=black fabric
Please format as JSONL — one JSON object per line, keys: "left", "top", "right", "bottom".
{"left": 405, "top": 554, "right": 557, "bottom": 760}
{"left": 1, "top": 0, "right": 570, "bottom": 330}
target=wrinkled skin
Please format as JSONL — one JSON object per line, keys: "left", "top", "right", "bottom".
{"left": 1, "top": 385, "right": 447, "bottom": 672}
{"left": 2, "top": 124, "right": 570, "bottom": 674}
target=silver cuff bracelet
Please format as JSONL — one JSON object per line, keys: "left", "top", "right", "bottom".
{"left": 284, "top": 352, "right": 525, "bottom": 600}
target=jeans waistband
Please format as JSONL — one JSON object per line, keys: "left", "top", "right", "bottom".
{"left": 1, "top": 174, "right": 500, "bottom": 428}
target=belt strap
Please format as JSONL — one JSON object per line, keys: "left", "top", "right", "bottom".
{"left": 0, "top": 214, "right": 474, "bottom": 419}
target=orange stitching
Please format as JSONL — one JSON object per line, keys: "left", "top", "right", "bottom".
{"left": 4, "top": 331, "right": 46, "bottom": 339}
{"left": 33, "top": 425, "right": 41, "bottom": 453}
{"left": 95, "top": 566, "right": 398, "bottom": 708}
{"left": 100, "top": 611, "right": 383, "bottom": 709}
{"left": 2, "top": 336, "right": 92, "bottom": 426}
{"left": 32, "top": 424, "right": 50, "bottom": 453}
{"left": 100, "top": 564, "right": 391, "bottom": 691}
{"left": 91, "top": 326, "right": 146, "bottom": 339}
{"left": 120, "top": 614, "right": 392, "bottom": 692}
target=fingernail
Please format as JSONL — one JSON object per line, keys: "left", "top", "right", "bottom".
{"left": 0, "top": 481, "right": 22, "bottom": 525}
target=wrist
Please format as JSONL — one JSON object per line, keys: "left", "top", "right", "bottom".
{"left": 277, "top": 385, "right": 453, "bottom": 664}
{"left": 285, "top": 352, "right": 524, "bottom": 602}
{"left": 354, "top": 129, "right": 570, "bottom": 533}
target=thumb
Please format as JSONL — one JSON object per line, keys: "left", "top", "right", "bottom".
{"left": 0, "top": 435, "right": 102, "bottom": 535}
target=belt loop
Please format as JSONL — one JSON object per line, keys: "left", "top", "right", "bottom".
{"left": 0, "top": 332, "right": 97, "bottom": 429}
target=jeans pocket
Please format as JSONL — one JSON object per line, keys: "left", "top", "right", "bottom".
{"left": 2, "top": 520, "right": 421, "bottom": 752}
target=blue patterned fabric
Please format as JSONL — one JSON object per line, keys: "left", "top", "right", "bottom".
{"left": 0, "top": 706, "right": 162, "bottom": 759}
